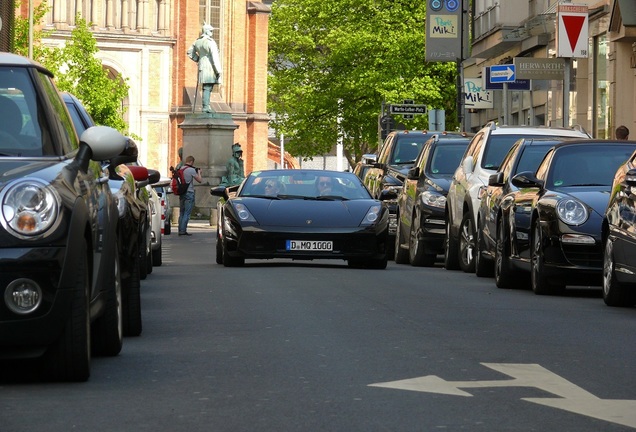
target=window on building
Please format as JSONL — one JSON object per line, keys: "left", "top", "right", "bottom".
{"left": 593, "top": 34, "right": 609, "bottom": 139}
{"left": 199, "top": 0, "right": 222, "bottom": 36}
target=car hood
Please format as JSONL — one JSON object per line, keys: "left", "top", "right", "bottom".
{"left": 427, "top": 176, "right": 452, "bottom": 194}
{"left": 233, "top": 198, "right": 379, "bottom": 227}
{"left": 0, "top": 159, "right": 70, "bottom": 185}
{"left": 561, "top": 188, "right": 610, "bottom": 217}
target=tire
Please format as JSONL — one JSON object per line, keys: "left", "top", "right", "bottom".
{"left": 394, "top": 216, "right": 409, "bottom": 264}
{"left": 122, "top": 254, "right": 143, "bottom": 336}
{"left": 152, "top": 242, "right": 162, "bottom": 267}
{"left": 146, "top": 232, "right": 153, "bottom": 275}
{"left": 410, "top": 212, "right": 435, "bottom": 267}
{"left": 139, "top": 226, "right": 148, "bottom": 281}
{"left": 41, "top": 242, "right": 91, "bottom": 382}
{"left": 530, "top": 221, "right": 563, "bottom": 295}
{"left": 222, "top": 239, "right": 245, "bottom": 267}
{"left": 602, "top": 237, "right": 635, "bottom": 307}
{"left": 474, "top": 219, "right": 493, "bottom": 277}
{"left": 92, "top": 245, "right": 123, "bottom": 356}
{"left": 444, "top": 218, "right": 460, "bottom": 270}
{"left": 216, "top": 233, "right": 223, "bottom": 264}
{"left": 164, "top": 220, "right": 171, "bottom": 235}
{"left": 459, "top": 212, "right": 476, "bottom": 273}
{"left": 495, "top": 218, "right": 515, "bottom": 289}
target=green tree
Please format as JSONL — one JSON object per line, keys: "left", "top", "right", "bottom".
{"left": 268, "top": 0, "right": 458, "bottom": 165}
{"left": 14, "top": 9, "right": 131, "bottom": 134}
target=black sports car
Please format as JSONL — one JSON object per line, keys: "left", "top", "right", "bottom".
{"left": 602, "top": 145, "right": 636, "bottom": 307}
{"left": 0, "top": 53, "right": 128, "bottom": 381}
{"left": 211, "top": 169, "right": 390, "bottom": 268}
{"left": 476, "top": 137, "right": 574, "bottom": 282}
{"left": 494, "top": 140, "right": 636, "bottom": 295}
{"left": 395, "top": 133, "right": 471, "bottom": 266}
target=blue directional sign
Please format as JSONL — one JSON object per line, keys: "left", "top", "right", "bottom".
{"left": 489, "top": 65, "right": 516, "bottom": 83}
{"left": 484, "top": 66, "right": 531, "bottom": 91}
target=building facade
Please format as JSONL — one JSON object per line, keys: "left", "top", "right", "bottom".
{"left": 464, "top": 0, "right": 635, "bottom": 139}
{"left": 19, "top": 0, "right": 271, "bottom": 176}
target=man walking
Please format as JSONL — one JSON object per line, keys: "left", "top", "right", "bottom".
{"left": 178, "top": 155, "right": 203, "bottom": 236}
{"left": 187, "top": 24, "right": 223, "bottom": 113}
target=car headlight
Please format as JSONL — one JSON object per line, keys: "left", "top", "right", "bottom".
{"left": 1, "top": 178, "right": 61, "bottom": 239}
{"left": 556, "top": 198, "right": 588, "bottom": 225}
{"left": 361, "top": 205, "right": 381, "bottom": 226}
{"left": 234, "top": 203, "right": 256, "bottom": 222}
{"left": 420, "top": 191, "right": 446, "bottom": 209}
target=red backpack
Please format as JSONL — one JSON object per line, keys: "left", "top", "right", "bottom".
{"left": 170, "top": 166, "right": 189, "bottom": 195}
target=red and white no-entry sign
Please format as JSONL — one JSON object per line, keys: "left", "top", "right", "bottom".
{"left": 557, "top": 3, "right": 589, "bottom": 58}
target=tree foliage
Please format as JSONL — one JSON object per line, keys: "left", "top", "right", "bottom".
{"left": 268, "top": 0, "right": 458, "bottom": 165}
{"left": 14, "top": 7, "right": 131, "bottom": 134}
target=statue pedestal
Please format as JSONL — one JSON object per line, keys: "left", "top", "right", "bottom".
{"left": 178, "top": 112, "right": 238, "bottom": 224}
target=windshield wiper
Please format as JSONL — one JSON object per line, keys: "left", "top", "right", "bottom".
{"left": 315, "top": 195, "right": 349, "bottom": 201}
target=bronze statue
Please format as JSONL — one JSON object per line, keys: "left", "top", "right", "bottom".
{"left": 220, "top": 143, "right": 245, "bottom": 187}
{"left": 187, "top": 24, "right": 222, "bottom": 113}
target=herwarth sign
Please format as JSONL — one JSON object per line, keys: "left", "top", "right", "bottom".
{"left": 513, "top": 58, "right": 566, "bottom": 80}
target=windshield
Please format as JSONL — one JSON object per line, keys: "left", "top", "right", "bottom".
{"left": 429, "top": 143, "right": 468, "bottom": 175}
{"left": 240, "top": 170, "right": 373, "bottom": 200}
{"left": 392, "top": 135, "right": 430, "bottom": 164}
{"left": 548, "top": 144, "right": 636, "bottom": 188}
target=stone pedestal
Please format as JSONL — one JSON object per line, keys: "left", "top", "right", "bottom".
{"left": 178, "top": 112, "right": 238, "bottom": 223}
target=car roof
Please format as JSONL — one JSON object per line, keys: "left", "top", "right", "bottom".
{"left": 516, "top": 137, "right": 579, "bottom": 145}
{"left": 0, "top": 52, "right": 53, "bottom": 77}
{"left": 551, "top": 139, "right": 636, "bottom": 149}
{"left": 482, "top": 123, "right": 590, "bottom": 138}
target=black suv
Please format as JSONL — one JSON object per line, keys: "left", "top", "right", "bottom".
{"left": 0, "top": 53, "right": 129, "bottom": 381}
{"left": 363, "top": 130, "right": 440, "bottom": 255}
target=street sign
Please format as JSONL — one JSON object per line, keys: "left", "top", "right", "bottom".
{"left": 483, "top": 67, "right": 530, "bottom": 90}
{"left": 557, "top": 4, "right": 589, "bottom": 58}
{"left": 389, "top": 104, "right": 427, "bottom": 115}
{"left": 489, "top": 65, "right": 516, "bottom": 83}
{"left": 514, "top": 57, "right": 565, "bottom": 80}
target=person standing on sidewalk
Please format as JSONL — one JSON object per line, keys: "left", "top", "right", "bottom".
{"left": 178, "top": 155, "right": 203, "bottom": 236}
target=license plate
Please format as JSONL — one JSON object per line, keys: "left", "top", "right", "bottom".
{"left": 286, "top": 240, "right": 333, "bottom": 251}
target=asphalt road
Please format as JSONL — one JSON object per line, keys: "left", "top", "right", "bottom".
{"left": 2, "top": 222, "right": 635, "bottom": 431}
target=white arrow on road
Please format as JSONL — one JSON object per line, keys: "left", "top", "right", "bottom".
{"left": 369, "top": 363, "right": 636, "bottom": 429}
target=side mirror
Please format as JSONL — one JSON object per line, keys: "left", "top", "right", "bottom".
{"left": 379, "top": 188, "right": 399, "bottom": 201}
{"left": 511, "top": 171, "right": 543, "bottom": 189}
{"left": 462, "top": 155, "right": 474, "bottom": 174}
{"left": 488, "top": 172, "right": 504, "bottom": 186}
{"left": 407, "top": 166, "right": 420, "bottom": 180}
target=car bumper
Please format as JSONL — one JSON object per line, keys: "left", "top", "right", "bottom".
{"left": 541, "top": 237, "right": 603, "bottom": 286}
{"left": 224, "top": 226, "right": 389, "bottom": 261}
{"left": 0, "top": 246, "right": 75, "bottom": 358}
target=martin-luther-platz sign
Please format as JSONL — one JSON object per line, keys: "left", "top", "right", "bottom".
{"left": 513, "top": 57, "right": 565, "bottom": 80}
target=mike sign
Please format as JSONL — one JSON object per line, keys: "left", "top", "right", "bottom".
{"left": 557, "top": 3, "right": 589, "bottom": 58}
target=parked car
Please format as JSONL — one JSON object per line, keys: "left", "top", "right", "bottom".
{"left": 394, "top": 132, "right": 472, "bottom": 266}
{"left": 476, "top": 137, "right": 575, "bottom": 281}
{"left": 63, "top": 91, "right": 158, "bottom": 333}
{"left": 0, "top": 53, "right": 129, "bottom": 381}
{"left": 211, "top": 169, "right": 390, "bottom": 268}
{"left": 151, "top": 177, "right": 172, "bottom": 236}
{"left": 602, "top": 145, "right": 636, "bottom": 306}
{"left": 496, "top": 140, "right": 636, "bottom": 295}
{"left": 363, "top": 130, "right": 455, "bottom": 257}
{"left": 445, "top": 122, "right": 591, "bottom": 273}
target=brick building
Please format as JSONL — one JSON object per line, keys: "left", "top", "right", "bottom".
{"left": 17, "top": 0, "right": 272, "bottom": 176}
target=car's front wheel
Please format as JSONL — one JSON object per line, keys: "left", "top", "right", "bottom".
{"left": 394, "top": 215, "right": 409, "bottom": 264}
{"left": 122, "top": 251, "right": 142, "bottom": 336}
{"left": 222, "top": 239, "right": 245, "bottom": 267}
{"left": 42, "top": 241, "right": 91, "bottom": 382}
{"left": 602, "top": 237, "right": 635, "bottom": 306}
{"left": 495, "top": 218, "right": 515, "bottom": 289}
{"left": 531, "top": 221, "right": 563, "bottom": 295}
{"left": 459, "top": 212, "right": 476, "bottom": 273}
{"left": 410, "top": 212, "right": 435, "bottom": 267}
{"left": 474, "top": 219, "right": 493, "bottom": 277}
{"left": 444, "top": 218, "right": 460, "bottom": 270}
{"left": 92, "top": 245, "right": 123, "bottom": 356}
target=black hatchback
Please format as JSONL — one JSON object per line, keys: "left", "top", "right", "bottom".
{"left": 0, "top": 53, "right": 128, "bottom": 381}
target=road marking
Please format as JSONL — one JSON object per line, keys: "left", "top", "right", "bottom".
{"left": 369, "top": 363, "right": 636, "bottom": 429}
